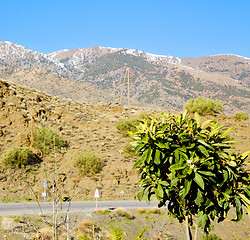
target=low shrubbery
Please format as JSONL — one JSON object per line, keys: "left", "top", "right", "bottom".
{"left": 113, "top": 208, "right": 134, "bottom": 219}
{"left": 122, "top": 142, "right": 134, "bottom": 155}
{"left": 1, "top": 147, "right": 40, "bottom": 168}
{"left": 200, "top": 234, "right": 222, "bottom": 240}
{"left": 115, "top": 119, "right": 140, "bottom": 136}
{"left": 184, "top": 96, "right": 223, "bottom": 115}
{"left": 33, "top": 127, "right": 68, "bottom": 155}
{"left": 75, "top": 151, "right": 103, "bottom": 176}
{"left": 234, "top": 111, "right": 249, "bottom": 121}
{"left": 115, "top": 111, "right": 155, "bottom": 137}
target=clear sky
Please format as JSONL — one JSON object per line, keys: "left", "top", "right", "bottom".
{"left": 1, "top": 0, "right": 250, "bottom": 58}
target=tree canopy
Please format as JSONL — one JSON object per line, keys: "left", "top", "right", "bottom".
{"left": 131, "top": 111, "right": 250, "bottom": 238}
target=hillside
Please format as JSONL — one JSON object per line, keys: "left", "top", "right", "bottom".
{"left": 181, "top": 54, "right": 250, "bottom": 87}
{"left": 1, "top": 41, "right": 250, "bottom": 114}
{"left": 0, "top": 79, "right": 249, "bottom": 204}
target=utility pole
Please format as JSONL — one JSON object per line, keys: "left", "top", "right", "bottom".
{"left": 120, "top": 68, "right": 130, "bottom": 107}
{"left": 30, "top": 96, "right": 34, "bottom": 148}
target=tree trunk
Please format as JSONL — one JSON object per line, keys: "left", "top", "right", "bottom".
{"left": 185, "top": 215, "right": 192, "bottom": 240}
{"left": 194, "top": 222, "right": 199, "bottom": 240}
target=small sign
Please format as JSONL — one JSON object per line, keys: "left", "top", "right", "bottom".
{"left": 43, "top": 180, "right": 47, "bottom": 188}
{"left": 94, "top": 189, "right": 99, "bottom": 198}
{"left": 42, "top": 192, "right": 47, "bottom": 197}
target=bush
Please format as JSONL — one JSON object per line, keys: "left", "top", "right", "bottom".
{"left": 113, "top": 208, "right": 134, "bottom": 219}
{"left": 75, "top": 151, "right": 103, "bottom": 176}
{"left": 122, "top": 142, "right": 134, "bottom": 155}
{"left": 115, "top": 119, "right": 140, "bottom": 136}
{"left": 234, "top": 111, "right": 249, "bottom": 121}
{"left": 184, "top": 96, "right": 223, "bottom": 115}
{"left": 1, "top": 147, "right": 40, "bottom": 168}
{"left": 200, "top": 234, "right": 222, "bottom": 240}
{"left": 33, "top": 127, "right": 68, "bottom": 155}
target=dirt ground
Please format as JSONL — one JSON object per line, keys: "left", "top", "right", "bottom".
{"left": 0, "top": 207, "right": 250, "bottom": 240}
{"left": 0, "top": 80, "right": 250, "bottom": 239}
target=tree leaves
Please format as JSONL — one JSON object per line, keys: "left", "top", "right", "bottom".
{"left": 131, "top": 111, "right": 250, "bottom": 234}
{"left": 183, "top": 179, "right": 192, "bottom": 198}
{"left": 194, "top": 172, "right": 205, "bottom": 190}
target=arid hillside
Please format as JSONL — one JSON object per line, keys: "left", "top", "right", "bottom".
{"left": 0, "top": 79, "right": 249, "bottom": 204}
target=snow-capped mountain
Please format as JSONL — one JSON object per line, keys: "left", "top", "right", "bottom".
{"left": 0, "top": 41, "right": 249, "bottom": 113}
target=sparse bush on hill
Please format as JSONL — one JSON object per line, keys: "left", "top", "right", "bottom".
{"left": 184, "top": 96, "right": 223, "bottom": 115}
{"left": 122, "top": 142, "right": 134, "bottom": 155}
{"left": 115, "top": 119, "right": 141, "bottom": 136}
{"left": 234, "top": 111, "right": 249, "bottom": 121}
{"left": 200, "top": 234, "right": 222, "bottom": 240}
{"left": 75, "top": 151, "right": 103, "bottom": 176}
{"left": 1, "top": 147, "right": 40, "bottom": 168}
{"left": 33, "top": 127, "right": 68, "bottom": 155}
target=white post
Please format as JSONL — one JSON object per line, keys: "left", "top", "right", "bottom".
{"left": 94, "top": 189, "right": 99, "bottom": 211}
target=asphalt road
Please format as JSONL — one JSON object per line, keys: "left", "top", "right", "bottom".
{"left": 0, "top": 200, "right": 159, "bottom": 216}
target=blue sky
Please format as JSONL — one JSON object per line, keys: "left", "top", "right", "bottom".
{"left": 1, "top": 0, "right": 250, "bottom": 58}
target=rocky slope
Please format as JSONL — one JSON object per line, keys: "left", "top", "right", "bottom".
{"left": 0, "top": 79, "right": 249, "bottom": 205}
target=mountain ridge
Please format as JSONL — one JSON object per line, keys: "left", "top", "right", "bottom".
{"left": 0, "top": 41, "right": 250, "bottom": 114}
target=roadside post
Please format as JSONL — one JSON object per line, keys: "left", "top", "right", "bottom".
{"left": 94, "top": 188, "right": 99, "bottom": 211}
{"left": 43, "top": 180, "right": 47, "bottom": 202}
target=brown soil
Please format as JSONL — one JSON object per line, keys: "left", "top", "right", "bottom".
{"left": 0, "top": 79, "right": 249, "bottom": 239}
{"left": 0, "top": 79, "right": 249, "bottom": 202}
{"left": 0, "top": 207, "right": 249, "bottom": 240}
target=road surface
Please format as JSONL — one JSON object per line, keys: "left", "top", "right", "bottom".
{"left": 0, "top": 200, "right": 159, "bottom": 216}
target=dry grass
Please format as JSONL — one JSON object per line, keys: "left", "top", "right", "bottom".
{"left": 80, "top": 219, "right": 94, "bottom": 227}
{"left": 96, "top": 208, "right": 109, "bottom": 214}
{"left": 113, "top": 208, "right": 134, "bottom": 219}
{"left": 148, "top": 207, "right": 161, "bottom": 214}
{"left": 137, "top": 208, "right": 146, "bottom": 214}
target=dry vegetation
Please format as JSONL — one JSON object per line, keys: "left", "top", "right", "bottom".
{"left": 0, "top": 79, "right": 249, "bottom": 239}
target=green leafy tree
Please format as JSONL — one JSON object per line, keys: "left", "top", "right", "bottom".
{"left": 131, "top": 111, "right": 250, "bottom": 240}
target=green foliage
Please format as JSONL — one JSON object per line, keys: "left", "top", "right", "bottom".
{"left": 33, "top": 127, "right": 68, "bottom": 155}
{"left": 122, "top": 142, "right": 134, "bottom": 155}
{"left": 109, "top": 223, "right": 126, "bottom": 240}
{"left": 131, "top": 111, "right": 250, "bottom": 234}
{"left": 200, "top": 234, "right": 222, "bottom": 240}
{"left": 134, "top": 225, "right": 148, "bottom": 240}
{"left": 75, "top": 151, "right": 103, "bottom": 176}
{"left": 115, "top": 119, "right": 141, "bottom": 136}
{"left": 1, "top": 147, "right": 40, "bottom": 168}
{"left": 184, "top": 96, "right": 223, "bottom": 115}
{"left": 234, "top": 111, "right": 249, "bottom": 121}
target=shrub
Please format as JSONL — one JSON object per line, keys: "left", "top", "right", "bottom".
{"left": 137, "top": 208, "right": 146, "bottom": 214}
{"left": 138, "top": 110, "right": 153, "bottom": 120}
{"left": 113, "top": 208, "right": 134, "bottom": 219}
{"left": 122, "top": 142, "right": 134, "bottom": 155}
{"left": 200, "top": 234, "right": 222, "bottom": 240}
{"left": 184, "top": 96, "right": 223, "bottom": 115}
{"left": 33, "top": 127, "right": 68, "bottom": 155}
{"left": 75, "top": 151, "right": 103, "bottom": 176}
{"left": 148, "top": 207, "right": 161, "bottom": 214}
{"left": 115, "top": 119, "right": 140, "bottom": 136}
{"left": 234, "top": 111, "right": 249, "bottom": 121}
{"left": 1, "top": 147, "right": 40, "bottom": 168}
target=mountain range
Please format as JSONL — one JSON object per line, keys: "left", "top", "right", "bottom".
{"left": 0, "top": 41, "right": 249, "bottom": 113}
